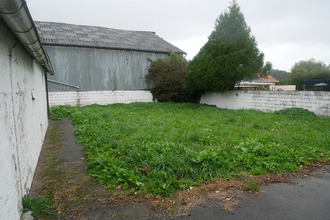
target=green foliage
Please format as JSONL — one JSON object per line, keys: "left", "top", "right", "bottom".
{"left": 51, "top": 103, "right": 330, "bottom": 196}
{"left": 185, "top": 1, "right": 271, "bottom": 95}
{"left": 244, "top": 179, "right": 261, "bottom": 192}
{"left": 274, "top": 108, "right": 317, "bottom": 118}
{"left": 290, "top": 59, "right": 330, "bottom": 90}
{"left": 49, "top": 105, "right": 73, "bottom": 120}
{"left": 270, "top": 69, "right": 291, "bottom": 82}
{"left": 22, "top": 195, "right": 53, "bottom": 217}
{"left": 146, "top": 52, "right": 198, "bottom": 103}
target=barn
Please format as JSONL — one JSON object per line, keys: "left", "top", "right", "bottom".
{"left": 0, "top": 0, "right": 54, "bottom": 218}
{"left": 35, "top": 21, "right": 185, "bottom": 106}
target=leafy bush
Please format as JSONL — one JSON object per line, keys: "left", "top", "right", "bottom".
{"left": 22, "top": 195, "right": 53, "bottom": 217}
{"left": 274, "top": 108, "right": 317, "bottom": 118}
{"left": 146, "top": 52, "right": 198, "bottom": 103}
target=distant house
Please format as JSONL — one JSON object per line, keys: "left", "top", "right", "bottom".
{"left": 35, "top": 21, "right": 185, "bottom": 106}
{"left": 236, "top": 75, "right": 279, "bottom": 90}
{"left": 0, "top": 1, "right": 54, "bottom": 219}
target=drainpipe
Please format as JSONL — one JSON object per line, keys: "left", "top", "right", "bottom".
{"left": 0, "top": 0, "right": 54, "bottom": 75}
{"left": 45, "top": 73, "right": 50, "bottom": 117}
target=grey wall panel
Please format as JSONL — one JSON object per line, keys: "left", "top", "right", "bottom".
{"left": 46, "top": 46, "right": 169, "bottom": 92}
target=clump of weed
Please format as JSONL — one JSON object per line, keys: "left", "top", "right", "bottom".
{"left": 274, "top": 108, "right": 317, "bottom": 118}
{"left": 49, "top": 105, "right": 73, "bottom": 120}
{"left": 244, "top": 179, "right": 261, "bottom": 192}
{"left": 22, "top": 195, "right": 53, "bottom": 217}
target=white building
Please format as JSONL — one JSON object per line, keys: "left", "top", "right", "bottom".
{"left": 0, "top": 0, "right": 54, "bottom": 219}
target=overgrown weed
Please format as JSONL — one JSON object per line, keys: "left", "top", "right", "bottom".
{"left": 50, "top": 103, "right": 330, "bottom": 196}
{"left": 22, "top": 195, "right": 53, "bottom": 217}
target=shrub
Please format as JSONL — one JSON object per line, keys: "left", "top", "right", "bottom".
{"left": 274, "top": 108, "right": 317, "bottom": 118}
{"left": 146, "top": 52, "right": 198, "bottom": 103}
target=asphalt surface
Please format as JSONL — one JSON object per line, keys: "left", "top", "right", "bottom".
{"left": 176, "top": 168, "right": 330, "bottom": 220}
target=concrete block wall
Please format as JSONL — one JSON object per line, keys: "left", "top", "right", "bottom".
{"left": 200, "top": 91, "right": 330, "bottom": 117}
{"left": 49, "top": 90, "right": 154, "bottom": 107}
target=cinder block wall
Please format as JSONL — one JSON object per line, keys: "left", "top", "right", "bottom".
{"left": 200, "top": 91, "right": 330, "bottom": 117}
{"left": 48, "top": 90, "right": 154, "bottom": 107}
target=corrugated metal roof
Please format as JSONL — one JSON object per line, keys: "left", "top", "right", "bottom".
{"left": 35, "top": 21, "right": 185, "bottom": 54}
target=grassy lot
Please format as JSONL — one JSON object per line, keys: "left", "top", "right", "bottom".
{"left": 50, "top": 103, "right": 330, "bottom": 196}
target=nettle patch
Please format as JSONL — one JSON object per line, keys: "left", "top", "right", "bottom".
{"left": 50, "top": 104, "right": 330, "bottom": 196}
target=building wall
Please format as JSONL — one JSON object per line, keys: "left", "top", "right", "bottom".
{"left": 0, "top": 22, "right": 48, "bottom": 219}
{"left": 45, "top": 46, "right": 169, "bottom": 92}
{"left": 200, "top": 91, "right": 330, "bottom": 117}
{"left": 270, "top": 85, "right": 296, "bottom": 91}
{"left": 48, "top": 90, "right": 153, "bottom": 107}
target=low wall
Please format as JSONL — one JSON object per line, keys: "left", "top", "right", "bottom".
{"left": 49, "top": 90, "right": 154, "bottom": 107}
{"left": 200, "top": 91, "right": 330, "bottom": 117}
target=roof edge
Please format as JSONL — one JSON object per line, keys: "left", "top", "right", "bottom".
{"left": 0, "top": 0, "right": 54, "bottom": 75}
{"left": 42, "top": 43, "right": 186, "bottom": 55}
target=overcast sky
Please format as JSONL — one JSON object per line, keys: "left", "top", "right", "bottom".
{"left": 27, "top": 0, "right": 330, "bottom": 72}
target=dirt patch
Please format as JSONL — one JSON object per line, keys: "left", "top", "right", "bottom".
{"left": 30, "top": 119, "right": 330, "bottom": 219}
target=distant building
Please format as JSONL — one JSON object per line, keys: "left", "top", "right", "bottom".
{"left": 236, "top": 75, "right": 279, "bottom": 90}
{"left": 270, "top": 85, "right": 296, "bottom": 91}
{"left": 304, "top": 79, "right": 330, "bottom": 91}
{"left": 35, "top": 22, "right": 185, "bottom": 106}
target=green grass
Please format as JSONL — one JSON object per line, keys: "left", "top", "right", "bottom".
{"left": 50, "top": 103, "right": 330, "bottom": 196}
{"left": 244, "top": 179, "right": 261, "bottom": 192}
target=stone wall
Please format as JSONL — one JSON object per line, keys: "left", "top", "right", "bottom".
{"left": 200, "top": 91, "right": 330, "bottom": 117}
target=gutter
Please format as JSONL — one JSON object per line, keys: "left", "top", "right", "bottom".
{"left": 42, "top": 43, "right": 186, "bottom": 56}
{"left": 0, "top": 0, "right": 54, "bottom": 75}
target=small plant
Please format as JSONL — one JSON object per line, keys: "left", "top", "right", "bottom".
{"left": 22, "top": 195, "right": 53, "bottom": 217}
{"left": 244, "top": 179, "right": 261, "bottom": 192}
{"left": 274, "top": 107, "right": 317, "bottom": 118}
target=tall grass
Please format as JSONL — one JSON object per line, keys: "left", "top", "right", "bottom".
{"left": 50, "top": 103, "right": 330, "bottom": 196}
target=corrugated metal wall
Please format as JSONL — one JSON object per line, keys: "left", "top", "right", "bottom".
{"left": 45, "top": 46, "right": 169, "bottom": 92}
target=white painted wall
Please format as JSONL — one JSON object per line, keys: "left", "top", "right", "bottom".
{"left": 0, "top": 22, "right": 48, "bottom": 219}
{"left": 48, "top": 90, "right": 154, "bottom": 107}
{"left": 200, "top": 91, "right": 330, "bottom": 117}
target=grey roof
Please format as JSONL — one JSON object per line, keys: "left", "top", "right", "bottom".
{"left": 35, "top": 21, "right": 185, "bottom": 54}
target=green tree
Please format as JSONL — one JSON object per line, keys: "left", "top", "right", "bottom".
{"left": 185, "top": 1, "right": 271, "bottom": 94}
{"left": 146, "top": 53, "right": 198, "bottom": 103}
{"left": 270, "top": 69, "right": 291, "bottom": 81}
{"left": 290, "top": 59, "right": 330, "bottom": 90}
{"left": 270, "top": 69, "right": 291, "bottom": 85}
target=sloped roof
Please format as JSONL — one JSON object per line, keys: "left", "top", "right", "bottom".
{"left": 35, "top": 21, "right": 185, "bottom": 54}
{"left": 253, "top": 75, "right": 279, "bottom": 83}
